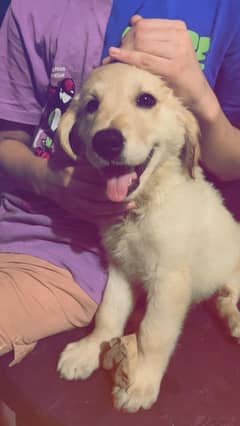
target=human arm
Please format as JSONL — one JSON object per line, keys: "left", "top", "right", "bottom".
{"left": 104, "top": 15, "right": 240, "bottom": 181}
{"left": 0, "top": 121, "right": 133, "bottom": 223}
{"left": 0, "top": 121, "right": 36, "bottom": 191}
{"left": 0, "top": 3, "right": 133, "bottom": 223}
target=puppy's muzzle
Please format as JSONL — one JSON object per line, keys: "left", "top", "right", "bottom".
{"left": 92, "top": 128, "right": 124, "bottom": 161}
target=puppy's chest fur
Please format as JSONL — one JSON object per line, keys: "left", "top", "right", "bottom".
{"left": 102, "top": 212, "right": 157, "bottom": 284}
{"left": 101, "top": 160, "right": 191, "bottom": 281}
{"left": 101, "top": 179, "right": 171, "bottom": 285}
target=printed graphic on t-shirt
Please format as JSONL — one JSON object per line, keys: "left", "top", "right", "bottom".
{"left": 189, "top": 30, "right": 211, "bottom": 70}
{"left": 33, "top": 69, "right": 75, "bottom": 159}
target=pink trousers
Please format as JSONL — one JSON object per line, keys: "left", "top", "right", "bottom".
{"left": 0, "top": 253, "right": 97, "bottom": 366}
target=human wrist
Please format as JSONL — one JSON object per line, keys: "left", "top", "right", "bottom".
{"left": 190, "top": 82, "right": 220, "bottom": 127}
{"left": 27, "top": 154, "right": 50, "bottom": 196}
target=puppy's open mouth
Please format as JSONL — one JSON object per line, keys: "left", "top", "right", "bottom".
{"left": 102, "top": 150, "right": 154, "bottom": 202}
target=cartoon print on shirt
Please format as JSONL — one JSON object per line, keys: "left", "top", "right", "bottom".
{"left": 33, "top": 78, "right": 75, "bottom": 159}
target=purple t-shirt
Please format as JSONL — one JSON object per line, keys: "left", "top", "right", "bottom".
{"left": 0, "top": 0, "right": 113, "bottom": 304}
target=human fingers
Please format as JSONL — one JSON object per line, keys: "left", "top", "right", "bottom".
{"left": 102, "top": 16, "right": 143, "bottom": 65}
{"left": 131, "top": 17, "right": 187, "bottom": 32}
{"left": 71, "top": 163, "right": 105, "bottom": 184}
{"left": 102, "top": 55, "right": 114, "bottom": 65}
{"left": 54, "top": 176, "right": 108, "bottom": 202}
{"left": 107, "top": 46, "right": 171, "bottom": 77}
{"left": 49, "top": 157, "right": 104, "bottom": 185}
{"left": 125, "top": 38, "right": 179, "bottom": 60}
{"left": 58, "top": 194, "right": 135, "bottom": 224}
{"left": 129, "top": 14, "right": 143, "bottom": 26}
{"left": 122, "top": 17, "right": 192, "bottom": 59}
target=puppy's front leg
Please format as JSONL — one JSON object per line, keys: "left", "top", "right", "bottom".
{"left": 113, "top": 268, "right": 191, "bottom": 412}
{"left": 58, "top": 265, "right": 133, "bottom": 380}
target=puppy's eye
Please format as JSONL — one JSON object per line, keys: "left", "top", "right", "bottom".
{"left": 86, "top": 98, "right": 99, "bottom": 113}
{"left": 136, "top": 93, "right": 156, "bottom": 109}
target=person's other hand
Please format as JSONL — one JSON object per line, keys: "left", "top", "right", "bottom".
{"left": 34, "top": 154, "right": 134, "bottom": 225}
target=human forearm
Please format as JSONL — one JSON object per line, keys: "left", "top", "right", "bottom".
{"left": 194, "top": 88, "right": 240, "bottom": 181}
{"left": 0, "top": 138, "right": 47, "bottom": 193}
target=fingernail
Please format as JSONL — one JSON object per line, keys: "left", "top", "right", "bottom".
{"left": 127, "top": 201, "right": 136, "bottom": 209}
{"left": 109, "top": 47, "right": 120, "bottom": 56}
{"left": 131, "top": 14, "right": 143, "bottom": 25}
{"left": 102, "top": 56, "right": 111, "bottom": 64}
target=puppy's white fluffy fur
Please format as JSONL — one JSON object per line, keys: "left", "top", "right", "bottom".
{"left": 57, "top": 63, "right": 240, "bottom": 412}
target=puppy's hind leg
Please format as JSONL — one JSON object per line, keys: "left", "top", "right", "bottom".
{"left": 58, "top": 265, "right": 133, "bottom": 380}
{"left": 216, "top": 261, "right": 240, "bottom": 341}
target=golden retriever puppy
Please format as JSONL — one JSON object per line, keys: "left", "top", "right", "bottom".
{"left": 57, "top": 63, "right": 240, "bottom": 412}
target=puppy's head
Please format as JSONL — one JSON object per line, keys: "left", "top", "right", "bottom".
{"left": 57, "top": 63, "right": 200, "bottom": 202}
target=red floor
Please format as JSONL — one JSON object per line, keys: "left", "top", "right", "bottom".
{"left": 0, "top": 298, "right": 240, "bottom": 426}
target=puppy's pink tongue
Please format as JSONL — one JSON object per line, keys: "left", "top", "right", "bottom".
{"left": 106, "top": 171, "right": 137, "bottom": 202}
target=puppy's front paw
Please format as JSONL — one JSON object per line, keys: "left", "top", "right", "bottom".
{"left": 216, "top": 286, "right": 240, "bottom": 340}
{"left": 228, "top": 312, "right": 240, "bottom": 339}
{"left": 57, "top": 337, "right": 100, "bottom": 380}
{"left": 113, "top": 379, "right": 159, "bottom": 413}
{"left": 112, "top": 360, "right": 160, "bottom": 412}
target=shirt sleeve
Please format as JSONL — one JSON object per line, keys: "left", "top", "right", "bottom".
{"left": 0, "top": 1, "right": 58, "bottom": 126}
{"left": 214, "top": 28, "right": 240, "bottom": 128}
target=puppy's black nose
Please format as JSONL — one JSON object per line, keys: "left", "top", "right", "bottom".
{"left": 92, "top": 128, "right": 124, "bottom": 161}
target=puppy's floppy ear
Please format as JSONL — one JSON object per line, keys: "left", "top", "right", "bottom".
{"left": 180, "top": 108, "right": 201, "bottom": 179}
{"left": 56, "top": 95, "right": 81, "bottom": 161}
